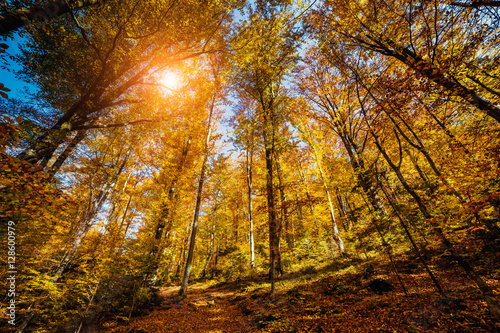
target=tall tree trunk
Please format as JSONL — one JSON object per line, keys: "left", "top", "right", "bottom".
{"left": 150, "top": 137, "right": 191, "bottom": 259}
{"left": 263, "top": 112, "right": 280, "bottom": 298}
{"left": 203, "top": 208, "right": 217, "bottom": 278}
{"left": 246, "top": 147, "right": 255, "bottom": 268}
{"left": 211, "top": 244, "right": 219, "bottom": 279}
{"left": 336, "top": 188, "right": 351, "bottom": 232}
{"left": 179, "top": 99, "right": 215, "bottom": 296}
{"left": 297, "top": 121, "right": 344, "bottom": 254}
{"left": 113, "top": 194, "right": 133, "bottom": 254}
{"left": 275, "top": 152, "right": 292, "bottom": 250}
{"left": 16, "top": 149, "right": 129, "bottom": 333}
{"left": 52, "top": 152, "right": 129, "bottom": 281}
{"left": 234, "top": 190, "right": 240, "bottom": 243}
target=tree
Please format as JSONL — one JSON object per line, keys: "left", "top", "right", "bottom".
{"left": 14, "top": 0, "right": 237, "bottom": 169}
{"left": 230, "top": 97, "right": 258, "bottom": 268}
{"left": 294, "top": 51, "right": 387, "bottom": 244}
{"left": 231, "top": 0, "right": 302, "bottom": 297}
{"left": 180, "top": 56, "right": 224, "bottom": 295}
{"left": 311, "top": 0, "right": 500, "bottom": 123}
{"left": 293, "top": 116, "right": 345, "bottom": 255}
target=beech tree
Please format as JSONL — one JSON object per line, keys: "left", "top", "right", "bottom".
{"left": 310, "top": 0, "right": 500, "bottom": 123}
{"left": 230, "top": 97, "right": 258, "bottom": 268}
{"left": 14, "top": 0, "right": 238, "bottom": 169}
{"left": 230, "top": 0, "right": 303, "bottom": 297}
{"left": 179, "top": 56, "right": 224, "bottom": 295}
{"left": 2, "top": 1, "right": 500, "bottom": 330}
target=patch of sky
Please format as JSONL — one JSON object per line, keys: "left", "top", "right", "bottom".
{"left": 0, "top": 32, "right": 38, "bottom": 100}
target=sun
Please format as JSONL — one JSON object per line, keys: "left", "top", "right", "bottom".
{"left": 159, "top": 71, "right": 179, "bottom": 90}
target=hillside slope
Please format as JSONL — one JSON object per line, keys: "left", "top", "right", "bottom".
{"left": 102, "top": 256, "right": 500, "bottom": 333}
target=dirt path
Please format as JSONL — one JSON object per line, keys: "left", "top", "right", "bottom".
{"left": 107, "top": 283, "right": 258, "bottom": 333}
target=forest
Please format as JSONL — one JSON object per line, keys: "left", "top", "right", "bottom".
{"left": 0, "top": 0, "right": 500, "bottom": 332}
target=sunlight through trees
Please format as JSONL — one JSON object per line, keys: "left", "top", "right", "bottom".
{"left": 1, "top": 0, "right": 500, "bottom": 331}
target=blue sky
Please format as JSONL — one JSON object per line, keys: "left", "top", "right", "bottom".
{"left": 0, "top": 33, "right": 37, "bottom": 101}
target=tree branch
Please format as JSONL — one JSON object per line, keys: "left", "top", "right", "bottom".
{"left": 0, "top": 0, "right": 102, "bottom": 36}
{"left": 449, "top": 1, "right": 500, "bottom": 7}
{"left": 73, "top": 118, "right": 163, "bottom": 130}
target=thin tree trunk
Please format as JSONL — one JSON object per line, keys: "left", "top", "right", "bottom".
{"left": 275, "top": 152, "right": 292, "bottom": 250}
{"left": 203, "top": 208, "right": 217, "bottom": 278}
{"left": 246, "top": 147, "right": 255, "bottom": 268}
{"left": 297, "top": 122, "right": 344, "bottom": 254}
{"left": 315, "top": 153, "right": 345, "bottom": 255}
{"left": 234, "top": 190, "right": 240, "bottom": 243}
{"left": 114, "top": 196, "right": 133, "bottom": 254}
{"left": 211, "top": 244, "right": 219, "bottom": 279}
{"left": 179, "top": 98, "right": 215, "bottom": 296}
{"left": 52, "top": 152, "right": 129, "bottom": 281}
{"left": 405, "top": 148, "right": 429, "bottom": 185}
{"left": 262, "top": 111, "right": 280, "bottom": 298}
{"left": 150, "top": 137, "right": 191, "bottom": 260}
{"left": 380, "top": 179, "right": 445, "bottom": 296}
{"left": 16, "top": 149, "right": 129, "bottom": 332}
{"left": 359, "top": 189, "right": 407, "bottom": 295}
{"left": 336, "top": 188, "right": 351, "bottom": 232}
{"left": 49, "top": 129, "right": 87, "bottom": 174}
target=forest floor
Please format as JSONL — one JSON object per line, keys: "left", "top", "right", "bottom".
{"left": 102, "top": 254, "right": 500, "bottom": 333}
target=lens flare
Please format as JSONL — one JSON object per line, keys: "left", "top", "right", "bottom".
{"left": 159, "top": 71, "right": 178, "bottom": 90}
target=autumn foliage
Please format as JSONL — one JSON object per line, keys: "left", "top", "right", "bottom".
{"left": 0, "top": 0, "right": 499, "bottom": 332}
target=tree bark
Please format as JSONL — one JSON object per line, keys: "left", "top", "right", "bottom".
{"left": 262, "top": 110, "right": 280, "bottom": 297}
